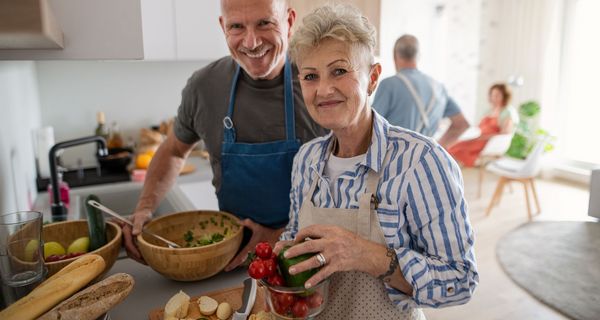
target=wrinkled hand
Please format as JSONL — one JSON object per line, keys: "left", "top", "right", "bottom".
{"left": 224, "top": 219, "right": 283, "bottom": 272}
{"left": 283, "top": 224, "right": 373, "bottom": 289}
{"left": 121, "top": 209, "right": 153, "bottom": 264}
{"left": 273, "top": 239, "right": 294, "bottom": 256}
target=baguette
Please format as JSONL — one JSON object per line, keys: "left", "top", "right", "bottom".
{"left": 38, "top": 273, "right": 134, "bottom": 320}
{"left": 0, "top": 254, "right": 105, "bottom": 320}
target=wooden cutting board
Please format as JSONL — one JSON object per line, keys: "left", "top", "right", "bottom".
{"left": 148, "top": 285, "right": 266, "bottom": 320}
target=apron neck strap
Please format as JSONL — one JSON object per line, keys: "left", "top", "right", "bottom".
{"left": 223, "top": 59, "right": 296, "bottom": 143}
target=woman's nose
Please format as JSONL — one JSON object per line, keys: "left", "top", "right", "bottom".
{"left": 317, "top": 77, "right": 335, "bottom": 96}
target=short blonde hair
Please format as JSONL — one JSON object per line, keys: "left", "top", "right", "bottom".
{"left": 289, "top": 3, "right": 376, "bottom": 68}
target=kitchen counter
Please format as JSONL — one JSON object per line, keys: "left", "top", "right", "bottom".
{"left": 105, "top": 259, "right": 249, "bottom": 319}
{"left": 32, "top": 154, "right": 244, "bottom": 319}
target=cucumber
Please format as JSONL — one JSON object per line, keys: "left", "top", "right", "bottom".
{"left": 85, "top": 194, "right": 107, "bottom": 251}
{"left": 278, "top": 245, "right": 319, "bottom": 288}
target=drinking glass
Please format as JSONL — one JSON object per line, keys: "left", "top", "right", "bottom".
{"left": 0, "top": 211, "right": 45, "bottom": 306}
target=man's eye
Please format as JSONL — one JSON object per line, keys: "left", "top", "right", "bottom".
{"left": 303, "top": 74, "right": 318, "bottom": 81}
{"left": 333, "top": 68, "right": 347, "bottom": 76}
{"left": 229, "top": 23, "right": 243, "bottom": 29}
{"left": 258, "top": 20, "right": 271, "bottom": 27}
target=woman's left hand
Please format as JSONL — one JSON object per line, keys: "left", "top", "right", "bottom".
{"left": 284, "top": 224, "right": 375, "bottom": 289}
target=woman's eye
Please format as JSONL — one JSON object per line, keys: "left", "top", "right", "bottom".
{"left": 303, "top": 73, "right": 318, "bottom": 81}
{"left": 333, "top": 68, "right": 347, "bottom": 76}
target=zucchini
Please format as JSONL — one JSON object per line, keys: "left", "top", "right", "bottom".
{"left": 278, "top": 245, "right": 319, "bottom": 288}
{"left": 85, "top": 194, "right": 107, "bottom": 251}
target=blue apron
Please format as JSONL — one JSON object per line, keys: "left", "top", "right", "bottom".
{"left": 217, "top": 59, "right": 301, "bottom": 228}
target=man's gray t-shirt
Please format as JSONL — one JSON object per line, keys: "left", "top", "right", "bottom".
{"left": 174, "top": 56, "right": 326, "bottom": 192}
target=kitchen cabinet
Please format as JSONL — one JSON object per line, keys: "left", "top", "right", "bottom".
{"left": 141, "top": 0, "right": 229, "bottom": 61}
{"left": 0, "top": 0, "right": 228, "bottom": 61}
{"left": 290, "top": 0, "right": 381, "bottom": 55}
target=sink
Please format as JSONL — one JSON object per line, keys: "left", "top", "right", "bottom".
{"left": 34, "top": 181, "right": 195, "bottom": 222}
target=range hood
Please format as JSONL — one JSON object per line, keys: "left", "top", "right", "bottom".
{"left": 0, "top": 0, "right": 64, "bottom": 49}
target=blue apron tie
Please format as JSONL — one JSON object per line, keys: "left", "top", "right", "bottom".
{"left": 217, "top": 59, "right": 301, "bottom": 228}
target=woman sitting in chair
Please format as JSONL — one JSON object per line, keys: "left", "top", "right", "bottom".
{"left": 448, "top": 83, "right": 518, "bottom": 167}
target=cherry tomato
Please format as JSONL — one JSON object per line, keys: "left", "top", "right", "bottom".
{"left": 248, "top": 259, "right": 267, "bottom": 279}
{"left": 266, "top": 273, "right": 284, "bottom": 286}
{"left": 307, "top": 291, "right": 323, "bottom": 308}
{"left": 255, "top": 242, "right": 273, "bottom": 259}
{"left": 271, "top": 293, "right": 287, "bottom": 315}
{"left": 262, "top": 258, "right": 277, "bottom": 277}
{"left": 292, "top": 299, "right": 309, "bottom": 317}
{"left": 277, "top": 292, "right": 296, "bottom": 310}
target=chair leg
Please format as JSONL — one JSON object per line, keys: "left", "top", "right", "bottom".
{"left": 486, "top": 177, "right": 506, "bottom": 216}
{"left": 478, "top": 165, "right": 484, "bottom": 199}
{"left": 522, "top": 180, "right": 532, "bottom": 220}
{"left": 495, "top": 178, "right": 507, "bottom": 207}
{"left": 529, "top": 178, "right": 541, "bottom": 215}
{"left": 507, "top": 181, "right": 514, "bottom": 193}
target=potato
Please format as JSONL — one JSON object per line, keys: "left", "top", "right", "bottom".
{"left": 216, "top": 302, "right": 232, "bottom": 320}
{"left": 198, "top": 296, "right": 218, "bottom": 316}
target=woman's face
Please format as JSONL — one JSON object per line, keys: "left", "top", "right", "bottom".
{"left": 489, "top": 88, "right": 505, "bottom": 108}
{"left": 297, "top": 39, "right": 379, "bottom": 131}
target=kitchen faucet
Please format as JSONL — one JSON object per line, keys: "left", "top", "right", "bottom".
{"left": 49, "top": 136, "right": 108, "bottom": 221}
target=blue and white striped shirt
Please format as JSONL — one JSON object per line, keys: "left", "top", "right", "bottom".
{"left": 281, "top": 111, "right": 478, "bottom": 310}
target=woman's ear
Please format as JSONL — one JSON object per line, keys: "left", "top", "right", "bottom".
{"left": 368, "top": 63, "right": 382, "bottom": 96}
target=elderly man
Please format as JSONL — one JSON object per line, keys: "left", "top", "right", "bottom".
{"left": 373, "top": 34, "right": 469, "bottom": 149}
{"left": 122, "top": 0, "right": 325, "bottom": 270}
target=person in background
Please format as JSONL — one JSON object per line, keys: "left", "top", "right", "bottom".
{"left": 275, "top": 4, "right": 478, "bottom": 319}
{"left": 448, "top": 83, "right": 518, "bottom": 167}
{"left": 122, "top": 0, "right": 326, "bottom": 270}
{"left": 372, "top": 34, "right": 469, "bottom": 149}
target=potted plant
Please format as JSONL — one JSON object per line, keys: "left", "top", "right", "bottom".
{"left": 506, "top": 101, "right": 554, "bottom": 159}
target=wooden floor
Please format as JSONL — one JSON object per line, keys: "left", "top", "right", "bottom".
{"left": 422, "top": 168, "right": 593, "bottom": 320}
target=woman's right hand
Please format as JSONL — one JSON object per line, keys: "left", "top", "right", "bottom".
{"left": 121, "top": 209, "right": 153, "bottom": 264}
{"left": 273, "top": 239, "right": 294, "bottom": 256}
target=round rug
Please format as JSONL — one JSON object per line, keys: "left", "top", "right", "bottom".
{"left": 496, "top": 221, "right": 600, "bottom": 320}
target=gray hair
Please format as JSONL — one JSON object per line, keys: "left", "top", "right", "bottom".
{"left": 289, "top": 3, "right": 377, "bottom": 67}
{"left": 394, "top": 34, "right": 419, "bottom": 61}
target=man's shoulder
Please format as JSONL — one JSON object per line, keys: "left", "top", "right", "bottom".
{"left": 188, "top": 56, "right": 236, "bottom": 84}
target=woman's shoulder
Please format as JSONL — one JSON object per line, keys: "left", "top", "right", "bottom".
{"left": 295, "top": 133, "right": 333, "bottom": 164}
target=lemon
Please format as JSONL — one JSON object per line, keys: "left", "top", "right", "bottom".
{"left": 67, "top": 236, "right": 90, "bottom": 254}
{"left": 43, "top": 241, "right": 66, "bottom": 259}
{"left": 135, "top": 153, "right": 153, "bottom": 169}
{"left": 24, "top": 239, "right": 40, "bottom": 262}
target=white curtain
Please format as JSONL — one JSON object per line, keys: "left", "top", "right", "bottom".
{"left": 553, "top": 0, "right": 600, "bottom": 166}
{"left": 476, "top": 0, "right": 564, "bottom": 119}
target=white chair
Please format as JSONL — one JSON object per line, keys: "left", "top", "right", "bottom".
{"left": 476, "top": 133, "right": 514, "bottom": 198}
{"left": 485, "top": 137, "right": 548, "bottom": 220}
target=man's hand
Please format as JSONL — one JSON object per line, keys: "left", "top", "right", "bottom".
{"left": 122, "top": 209, "right": 153, "bottom": 264}
{"left": 224, "top": 219, "right": 283, "bottom": 272}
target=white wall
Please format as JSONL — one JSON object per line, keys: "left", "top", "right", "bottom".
{"left": 378, "top": 0, "right": 481, "bottom": 122}
{"left": 35, "top": 60, "right": 208, "bottom": 167}
{"left": 0, "top": 62, "right": 42, "bottom": 213}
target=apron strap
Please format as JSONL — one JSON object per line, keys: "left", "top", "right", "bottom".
{"left": 396, "top": 72, "right": 436, "bottom": 132}
{"left": 357, "top": 169, "right": 379, "bottom": 239}
{"left": 223, "top": 60, "right": 296, "bottom": 143}
{"left": 223, "top": 65, "right": 242, "bottom": 143}
{"left": 283, "top": 59, "right": 296, "bottom": 141}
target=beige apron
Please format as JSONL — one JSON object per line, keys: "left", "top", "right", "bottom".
{"left": 298, "top": 168, "right": 425, "bottom": 320}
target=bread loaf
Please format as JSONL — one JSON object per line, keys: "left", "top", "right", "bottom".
{"left": 164, "top": 290, "right": 190, "bottom": 319}
{"left": 0, "top": 254, "right": 105, "bottom": 320}
{"left": 38, "top": 273, "right": 134, "bottom": 320}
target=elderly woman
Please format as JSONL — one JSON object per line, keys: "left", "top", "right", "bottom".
{"left": 275, "top": 4, "right": 478, "bottom": 319}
